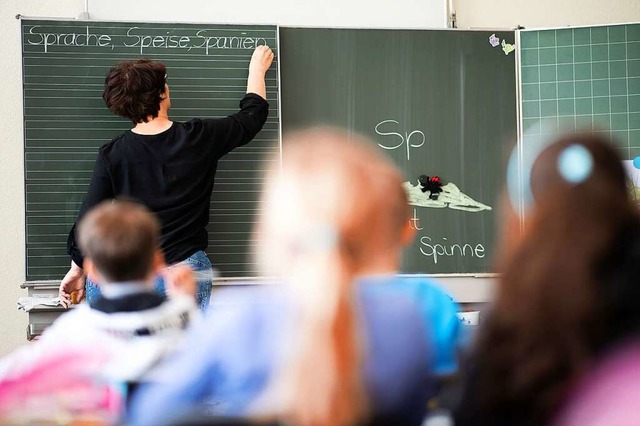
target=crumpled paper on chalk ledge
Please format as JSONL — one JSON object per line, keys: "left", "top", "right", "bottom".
{"left": 17, "top": 296, "right": 61, "bottom": 312}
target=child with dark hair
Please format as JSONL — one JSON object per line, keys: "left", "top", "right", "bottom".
{"left": 454, "top": 133, "right": 640, "bottom": 426}
{"left": 0, "top": 200, "right": 201, "bottom": 421}
{"left": 60, "top": 46, "right": 274, "bottom": 309}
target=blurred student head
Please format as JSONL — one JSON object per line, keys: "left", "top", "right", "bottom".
{"left": 257, "top": 128, "right": 412, "bottom": 279}
{"left": 460, "top": 133, "right": 640, "bottom": 425}
{"left": 78, "top": 199, "right": 164, "bottom": 284}
{"left": 253, "top": 128, "right": 412, "bottom": 426}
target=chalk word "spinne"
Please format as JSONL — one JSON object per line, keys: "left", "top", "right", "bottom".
{"left": 419, "top": 236, "right": 485, "bottom": 264}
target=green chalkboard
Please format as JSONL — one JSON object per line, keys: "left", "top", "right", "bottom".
{"left": 520, "top": 24, "right": 640, "bottom": 159}
{"left": 21, "top": 19, "right": 280, "bottom": 281}
{"left": 280, "top": 28, "right": 518, "bottom": 274}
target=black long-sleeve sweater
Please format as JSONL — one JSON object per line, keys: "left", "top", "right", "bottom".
{"left": 67, "top": 93, "right": 269, "bottom": 267}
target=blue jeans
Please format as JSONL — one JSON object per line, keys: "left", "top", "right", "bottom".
{"left": 85, "top": 250, "right": 213, "bottom": 311}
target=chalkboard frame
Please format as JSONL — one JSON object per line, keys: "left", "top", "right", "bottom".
{"left": 18, "top": 18, "right": 522, "bottom": 282}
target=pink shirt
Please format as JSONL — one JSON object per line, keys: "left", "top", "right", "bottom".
{"left": 555, "top": 339, "right": 640, "bottom": 426}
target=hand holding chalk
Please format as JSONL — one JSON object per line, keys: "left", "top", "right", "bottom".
{"left": 247, "top": 46, "right": 273, "bottom": 100}
{"left": 249, "top": 45, "right": 274, "bottom": 75}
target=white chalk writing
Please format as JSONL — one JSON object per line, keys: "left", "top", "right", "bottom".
{"left": 25, "top": 26, "right": 269, "bottom": 55}
{"left": 27, "top": 26, "right": 113, "bottom": 53}
{"left": 408, "top": 208, "right": 423, "bottom": 230}
{"left": 419, "top": 236, "right": 485, "bottom": 264}
{"left": 193, "top": 30, "right": 267, "bottom": 55}
{"left": 123, "top": 27, "right": 192, "bottom": 53}
{"left": 375, "top": 119, "right": 425, "bottom": 160}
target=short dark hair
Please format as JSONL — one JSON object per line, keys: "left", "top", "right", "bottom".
{"left": 78, "top": 200, "right": 160, "bottom": 282}
{"left": 102, "top": 59, "right": 167, "bottom": 123}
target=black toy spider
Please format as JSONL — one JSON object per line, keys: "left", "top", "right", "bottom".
{"left": 418, "top": 175, "right": 444, "bottom": 200}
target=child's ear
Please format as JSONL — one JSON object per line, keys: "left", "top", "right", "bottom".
{"left": 400, "top": 220, "right": 417, "bottom": 247}
{"left": 153, "top": 249, "right": 166, "bottom": 273}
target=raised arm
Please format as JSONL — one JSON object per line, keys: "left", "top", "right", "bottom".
{"left": 204, "top": 46, "right": 274, "bottom": 158}
{"left": 246, "top": 45, "right": 274, "bottom": 100}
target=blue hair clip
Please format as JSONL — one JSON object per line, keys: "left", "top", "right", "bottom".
{"left": 557, "top": 144, "right": 593, "bottom": 184}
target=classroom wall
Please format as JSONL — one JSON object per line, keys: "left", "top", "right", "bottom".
{"left": 87, "top": 0, "right": 640, "bottom": 30}
{"left": 457, "top": 0, "right": 640, "bottom": 29}
{"left": 87, "top": 0, "right": 447, "bottom": 28}
{"left": 0, "top": 0, "right": 85, "bottom": 356}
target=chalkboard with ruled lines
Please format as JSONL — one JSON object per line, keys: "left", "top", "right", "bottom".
{"left": 21, "top": 19, "right": 280, "bottom": 281}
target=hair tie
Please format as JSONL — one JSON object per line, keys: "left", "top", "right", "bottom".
{"left": 557, "top": 144, "right": 593, "bottom": 184}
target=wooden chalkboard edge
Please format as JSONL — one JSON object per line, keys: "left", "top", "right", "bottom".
{"left": 398, "top": 273, "right": 499, "bottom": 278}
{"left": 276, "top": 25, "right": 283, "bottom": 166}
{"left": 518, "top": 21, "right": 640, "bottom": 32}
{"left": 19, "top": 272, "right": 501, "bottom": 287}
{"left": 16, "top": 14, "right": 86, "bottom": 21}
{"left": 279, "top": 24, "right": 515, "bottom": 32}
{"left": 21, "top": 276, "right": 496, "bottom": 304}
{"left": 18, "top": 15, "right": 280, "bottom": 28}
{"left": 20, "top": 278, "right": 282, "bottom": 288}
{"left": 21, "top": 280, "right": 60, "bottom": 289}
{"left": 514, "top": 30, "right": 526, "bottom": 232}
{"left": 19, "top": 17, "right": 29, "bottom": 285}
{"left": 22, "top": 273, "right": 499, "bottom": 287}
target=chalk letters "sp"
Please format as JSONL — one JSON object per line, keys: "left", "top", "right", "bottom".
{"left": 375, "top": 120, "right": 425, "bottom": 161}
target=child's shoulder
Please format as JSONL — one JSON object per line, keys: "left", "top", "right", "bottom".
{"left": 38, "top": 304, "right": 108, "bottom": 346}
{"left": 358, "top": 275, "right": 455, "bottom": 305}
{"left": 43, "top": 295, "right": 198, "bottom": 343}
{"left": 206, "top": 286, "right": 290, "bottom": 326}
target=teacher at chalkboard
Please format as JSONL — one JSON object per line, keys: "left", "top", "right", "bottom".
{"left": 58, "top": 45, "right": 274, "bottom": 310}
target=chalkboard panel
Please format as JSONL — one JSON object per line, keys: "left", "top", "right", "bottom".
{"left": 520, "top": 24, "right": 640, "bottom": 159}
{"left": 22, "top": 19, "right": 280, "bottom": 281}
{"left": 280, "top": 28, "right": 518, "bottom": 274}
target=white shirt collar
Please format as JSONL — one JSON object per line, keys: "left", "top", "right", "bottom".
{"left": 99, "top": 281, "right": 153, "bottom": 299}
